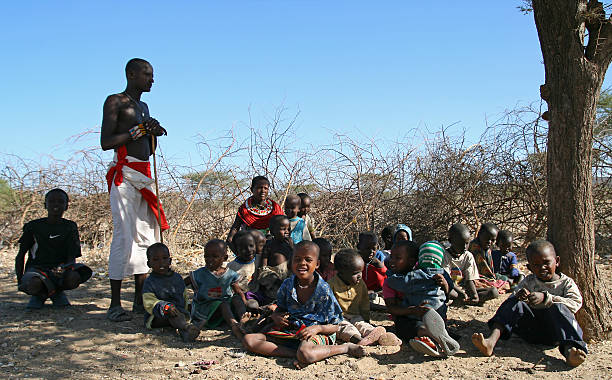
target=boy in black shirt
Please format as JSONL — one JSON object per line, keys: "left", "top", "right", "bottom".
{"left": 15, "top": 189, "right": 92, "bottom": 309}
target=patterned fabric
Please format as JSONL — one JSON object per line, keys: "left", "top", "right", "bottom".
{"left": 128, "top": 124, "right": 147, "bottom": 140}
{"left": 237, "top": 197, "right": 283, "bottom": 230}
{"left": 418, "top": 241, "right": 445, "bottom": 269}
{"left": 469, "top": 240, "right": 510, "bottom": 291}
{"left": 190, "top": 267, "right": 240, "bottom": 323}
{"left": 276, "top": 272, "right": 343, "bottom": 327}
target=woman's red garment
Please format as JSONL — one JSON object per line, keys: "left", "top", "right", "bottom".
{"left": 237, "top": 197, "right": 283, "bottom": 230}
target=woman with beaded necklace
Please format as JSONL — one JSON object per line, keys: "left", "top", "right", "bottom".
{"left": 226, "top": 176, "right": 283, "bottom": 252}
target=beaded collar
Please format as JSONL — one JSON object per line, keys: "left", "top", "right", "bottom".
{"left": 245, "top": 197, "right": 273, "bottom": 216}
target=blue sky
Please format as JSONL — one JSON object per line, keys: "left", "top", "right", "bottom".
{"left": 0, "top": 1, "right": 595, "bottom": 166}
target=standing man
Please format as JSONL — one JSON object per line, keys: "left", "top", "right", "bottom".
{"left": 101, "top": 58, "right": 168, "bottom": 322}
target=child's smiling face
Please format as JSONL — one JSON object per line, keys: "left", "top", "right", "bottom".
{"left": 527, "top": 245, "right": 560, "bottom": 282}
{"left": 148, "top": 248, "right": 172, "bottom": 275}
{"left": 204, "top": 244, "right": 228, "bottom": 271}
{"left": 271, "top": 219, "right": 291, "bottom": 240}
{"left": 236, "top": 234, "right": 256, "bottom": 262}
{"left": 292, "top": 245, "right": 320, "bottom": 281}
{"left": 389, "top": 245, "right": 417, "bottom": 274}
{"left": 45, "top": 191, "right": 68, "bottom": 218}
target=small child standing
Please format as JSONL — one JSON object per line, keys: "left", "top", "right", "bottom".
{"left": 285, "top": 194, "right": 311, "bottom": 244}
{"left": 15, "top": 189, "right": 92, "bottom": 309}
{"left": 297, "top": 192, "right": 316, "bottom": 239}
{"left": 142, "top": 243, "right": 200, "bottom": 342}
{"left": 491, "top": 230, "right": 524, "bottom": 285}
{"left": 313, "top": 238, "right": 336, "bottom": 281}
{"left": 187, "top": 239, "right": 244, "bottom": 337}
{"left": 472, "top": 240, "right": 587, "bottom": 367}
{"left": 357, "top": 232, "right": 387, "bottom": 292}
{"left": 241, "top": 241, "right": 365, "bottom": 368}
{"left": 329, "top": 249, "right": 400, "bottom": 346}
{"left": 384, "top": 241, "right": 459, "bottom": 356}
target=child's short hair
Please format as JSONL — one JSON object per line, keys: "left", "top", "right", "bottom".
{"left": 269, "top": 215, "right": 289, "bottom": 232}
{"left": 205, "top": 239, "right": 227, "bottom": 252}
{"left": 381, "top": 225, "right": 395, "bottom": 240}
{"left": 146, "top": 242, "right": 169, "bottom": 260}
{"left": 448, "top": 223, "right": 469, "bottom": 239}
{"left": 297, "top": 192, "right": 311, "bottom": 201}
{"left": 312, "top": 238, "right": 332, "bottom": 255}
{"left": 249, "top": 229, "right": 265, "bottom": 240}
{"left": 45, "top": 188, "right": 69, "bottom": 203}
{"left": 358, "top": 231, "right": 378, "bottom": 244}
{"left": 333, "top": 248, "right": 360, "bottom": 272}
{"left": 418, "top": 241, "right": 445, "bottom": 269}
{"left": 497, "top": 230, "right": 513, "bottom": 243}
{"left": 478, "top": 223, "right": 499, "bottom": 237}
{"left": 525, "top": 239, "right": 555, "bottom": 260}
{"left": 251, "top": 175, "right": 270, "bottom": 189}
{"left": 295, "top": 240, "right": 319, "bottom": 258}
{"left": 284, "top": 194, "right": 301, "bottom": 208}
{"left": 233, "top": 230, "right": 254, "bottom": 246}
{"left": 392, "top": 240, "right": 419, "bottom": 258}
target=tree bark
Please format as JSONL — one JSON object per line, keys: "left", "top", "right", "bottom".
{"left": 533, "top": 0, "right": 612, "bottom": 340}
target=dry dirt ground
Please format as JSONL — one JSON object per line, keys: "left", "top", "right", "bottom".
{"left": 1, "top": 248, "right": 612, "bottom": 380}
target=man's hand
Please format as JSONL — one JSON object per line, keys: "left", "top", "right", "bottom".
{"left": 144, "top": 118, "right": 167, "bottom": 136}
{"left": 516, "top": 288, "right": 530, "bottom": 301}
{"left": 271, "top": 312, "right": 290, "bottom": 330}
{"left": 527, "top": 291, "right": 545, "bottom": 305}
{"left": 297, "top": 325, "right": 321, "bottom": 341}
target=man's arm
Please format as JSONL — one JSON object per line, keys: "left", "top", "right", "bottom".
{"left": 226, "top": 214, "right": 242, "bottom": 253}
{"left": 15, "top": 246, "right": 27, "bottom": 285}
{"left": 101, "top": 95, "right": 132, "bottom": 151}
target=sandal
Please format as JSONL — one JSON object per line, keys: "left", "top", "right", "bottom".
{"left": 409, "top": 336, "right": 441, "bottom": 357}
{"left": 422, "top": 309, "right": 460, "bottom": 356}
{"left": 107, "top": 306, "right": 132, "bottom": 322}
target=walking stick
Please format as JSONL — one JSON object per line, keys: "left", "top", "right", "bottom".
{"left": 151, "top": 136, "right": 164, "bottom": 243}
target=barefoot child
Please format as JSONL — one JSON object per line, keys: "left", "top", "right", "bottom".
{"left": 285, "top": 194, "right": 311, "bottom": 244}
{"left": 472, "top": 240, "right": 587, "bottom": 367}
{"left": 384, "top": 241, "right": 459, "bottom": 356}
{"left": 228, "top": 230, "right": 259, "bottom": 315}
{"left": 142, "top": 243, "right": 200, "bottom": 342}
{"left": 329, "top": 249, "right": 400, "bottom": 346}
{"left": 313, "top": 238, "right": 336, "bottom": 281}
{"left": 15, "top": 189, "right": 92, "bottom": 309}
{"left": 469, "top": 223, "right": 509, "bottom": 294}
{"left": 187, "top": 239, "right": 244, "bottom": 337}
{"left": 242, "top": 241, "right": 365, "bottom": 368}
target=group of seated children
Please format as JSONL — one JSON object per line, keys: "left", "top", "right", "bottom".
{"left": 15, "top": 181, "right": 588, "bottom": 369}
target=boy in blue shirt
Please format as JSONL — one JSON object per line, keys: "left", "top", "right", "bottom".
{"left": 491, "top": 230, "right": 524, "bottom": 285}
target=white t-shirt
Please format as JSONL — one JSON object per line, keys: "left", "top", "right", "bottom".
{"left": 442, "top": 249, "right": 479, "bottom": 285}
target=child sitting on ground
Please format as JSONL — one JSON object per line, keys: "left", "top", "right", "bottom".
{"left": 472, "top": 240, "right": 587, "bottom": 367}
{"left": 15, "top": 188, "right": 92, "bottom": 309}
{"left": 491, "top": 230, "right": 524, "bottom": 285}
{"left": 142, "top": 243, "right": 200, "bottom": 342}
{"left": 285, "top": 194, "right": 311, "bottom": 244}
{"left": 329, "top": 249, "right": 401, "bottom": 346}
{"left": 186, "top": 239, "right": 244, "bottom": 337}
{"left": 250, "top": 215, "right": 293, "bottom": 307}
{"left": 443, "top": 223, "right": 498, "bottom": 305}
{"left": 384, "top": 241, "right": 459, "bottom": 357}
{"left": 241, "top": 241, "right": 365, "bottom": 368}
{"left": 297, "top": 192, "right": 316, "bottom": 239}
{"left": 313, "top": 238, "right": 336, "bottom": 281}
{"left": 357, "top": 232, "right": 387, "bottom": 292}
{"left": 469, "top": 223, "right": 510, "bottom": 293}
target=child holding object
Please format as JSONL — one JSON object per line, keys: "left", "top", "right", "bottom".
{"left": 15, "top": 189, "right": 92, "bottom": 309}
{"left": 472, "top": 240, "right": 587, "bottom": 367}
{"left": 142, "top": 243, "right": 200, "bottom": 342}
{"left": 241, "top": 241, "right": 365, "bottom": 368}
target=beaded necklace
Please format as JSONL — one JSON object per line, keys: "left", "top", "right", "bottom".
{"left": 245, "top": 198, "right": 273, "bottom": 216}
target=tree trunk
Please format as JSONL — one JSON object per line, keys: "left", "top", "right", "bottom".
{"left": 533, "top": 0, "right": 612, "bottom": 340}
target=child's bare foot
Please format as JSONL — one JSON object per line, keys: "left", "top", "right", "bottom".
{"left": 293, "top": 360, "right": 308, "bottom": 370}
{"left": 230, "top": 320, "right": 243, "bottom": 338}
{"left": 471, "top": 333, "right": 495, "bottom": 356}
{"left": 358, "top": 326, "right": 386, "bottom": 346}
{"left": 378, "top": 332, "right": 402, "bottom": 346}
{"left": 346, "top": 343, "right": 366, "bottom": 358}
{"left": 565, "top": 347, "right": 587, "bottom": 367}
{"left": 180, "top": 324, "right": 200, "bottom": 342}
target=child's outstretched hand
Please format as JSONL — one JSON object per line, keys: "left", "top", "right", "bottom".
{"left": 165, "top": 304, "right": 179, "bottom": 318}
{"left": 271, "top": 312, "right": 290, "bottom": 330}
{"left": 433, "top": 274, "right": 449, "bottom": 293}
{"left": 527, "top": 291, "right": 545, "bottom": 305}
{"left": 297, "top": 325, "right": 321, "bottom": 341}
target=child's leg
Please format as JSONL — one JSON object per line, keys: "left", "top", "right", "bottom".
{"left": 218, "top": 301, "right": 242, "bottom": 338}
{"left": 350, "top": 316, "right": 386, "bottom": 346}
{"left": 23, "top": 276, "right": 47, "bottom": 297}
{"left": 232, "top": 294, "right": 247, "bottom": 320}
{"left": 242, "top": 333, "right": 296, "bottom": 358}
{"left": 476, "top": 287, "right": 499, "bottom": 303}
{"left": 337, "top": 320, "right": 362, "bottom": 343}
{"left": 295, "top": 340, "right": 365, "bottom": 367}
{"left": 472, "top": 296, "right": 533, "bottom": 356}
{"left": 62, "top": 270, "right": 81, "bottom": 290}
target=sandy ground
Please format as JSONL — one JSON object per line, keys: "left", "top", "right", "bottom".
{"left": 1, "top": 247, "right": 612, "bottom": 380}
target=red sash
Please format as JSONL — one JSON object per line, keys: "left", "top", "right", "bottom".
{"left": 106, "top": 146, "right": 169, "bottom": 231}
{"left": 237, "top": 198, "right": 283, "bottom": 230}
